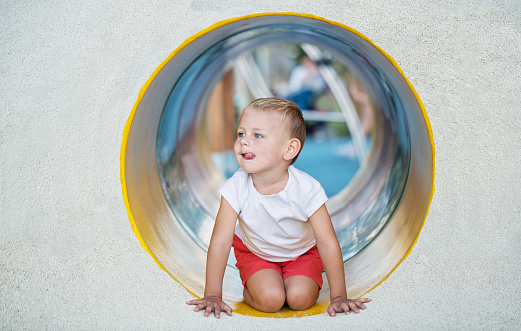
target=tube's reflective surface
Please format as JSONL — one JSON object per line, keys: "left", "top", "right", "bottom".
{"left": 157, "top": 25, "right": 410, "bottom": 262}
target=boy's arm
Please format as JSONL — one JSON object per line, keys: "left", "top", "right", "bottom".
{"left": 309, "top": 204, "right": 371, "bottom": 316}
{"left": 186, "top": 196, "right": 238, "bottom": 318}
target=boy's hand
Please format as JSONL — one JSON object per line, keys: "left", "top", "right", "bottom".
{"left": 327, "top": 297, "right": 371, "bottom": 316}
{"left": 186, "top": 296, "right": 233, "bottom": 318}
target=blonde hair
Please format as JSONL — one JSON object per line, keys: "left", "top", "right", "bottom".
{"left": 241, "top": 97, "right": 306, "bottom": 164}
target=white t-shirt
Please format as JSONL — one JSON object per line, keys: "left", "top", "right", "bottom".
{"left": 219, "top": 165, "right": 328, "bottom": 262}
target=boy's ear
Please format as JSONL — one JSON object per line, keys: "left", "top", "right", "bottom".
{"left": 283, "top": 138, "right": 301, "bottom": 162}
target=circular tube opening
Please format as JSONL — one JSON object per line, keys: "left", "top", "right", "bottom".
{"left": 122, "top": 13, "right": 434, "bottom": 317}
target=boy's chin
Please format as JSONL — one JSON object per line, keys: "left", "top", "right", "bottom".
{"left": 239, "top": 166, "right": 253, "bottom": 174}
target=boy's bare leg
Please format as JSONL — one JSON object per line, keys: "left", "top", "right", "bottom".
{"left": 243, "top": 269, "right": 285, "bottom": 313}
{"left": 284, "top": 275, "right": 320, "bottom": 311}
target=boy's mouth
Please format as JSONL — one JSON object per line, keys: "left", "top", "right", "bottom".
{"left": 241, "top": 152, "right": 255, "bottom": 160}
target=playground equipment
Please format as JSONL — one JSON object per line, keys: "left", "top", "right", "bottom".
{"left": 121, "top": 13, "right": 434, "bottom": 317}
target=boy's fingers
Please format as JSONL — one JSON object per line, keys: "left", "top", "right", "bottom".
{"left": 204, "top": 305, "right": 213, "bottom": 317}
{"left": 215, "top": 307, "right": 221, "bottom": 319}
{"left": 224, "top": 305, "right": 233, "bottom": 316}
{"left": 327, "top": 299, "right": 370, "bottom": 317}
{"left": 327, "top": 305, "right": 336, "bottom": 316}
{"left": 196, "top": 302, "right": 207, "bottom": 312}
{"left": 341, "top": 302, "right": 350, "bottom": 315}
{"left": 348, "top": 302, "right": 360, "bottom": 314}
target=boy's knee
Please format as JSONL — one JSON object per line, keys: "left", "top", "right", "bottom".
{"left": 285, "top": 287, "right": 318, "bottom": 311}
{"left": 253, "top": 289, "right": 285, "bottom": 313}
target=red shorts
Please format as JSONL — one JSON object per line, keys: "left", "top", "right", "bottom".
{"left": 232, "top": 235, "right": 324, "bottom": 290}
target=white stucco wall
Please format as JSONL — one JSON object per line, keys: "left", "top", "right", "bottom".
{"left": 1, "top": 0, "right": 520, "bottom": 329}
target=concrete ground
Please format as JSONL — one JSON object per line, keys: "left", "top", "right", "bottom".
{"left": 1, "top": 0, "right": 520, "bottom": 329}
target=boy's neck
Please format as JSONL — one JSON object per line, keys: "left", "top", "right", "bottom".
{"left": 251, "top": 167, "right": 290, "bottom": 195}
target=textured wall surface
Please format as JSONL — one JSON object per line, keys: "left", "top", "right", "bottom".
{"left": 1, "top": 0, "right": 520, "bottom": 329}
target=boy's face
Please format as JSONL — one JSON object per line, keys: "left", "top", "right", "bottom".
{"left": 234, "top": 111, "right": 291, "bottom": 175}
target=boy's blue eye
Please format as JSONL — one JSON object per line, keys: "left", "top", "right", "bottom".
{"left": 237, "top": 132, "right": 244, "bottom": 137}
{"left": 254, "top": 133, "right": 263, "bottom": 138}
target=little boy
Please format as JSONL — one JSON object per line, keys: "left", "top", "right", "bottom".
{"left": 187, "top": 98, "right": 371, "bottom": 318}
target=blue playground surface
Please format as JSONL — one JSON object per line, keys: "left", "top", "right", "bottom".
{"left": 295, "top": 137, "right": 360, "bottom": 196}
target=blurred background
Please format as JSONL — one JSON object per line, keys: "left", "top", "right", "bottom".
{"left": 205, "top": 42, "right": 374, "bottom": 196}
